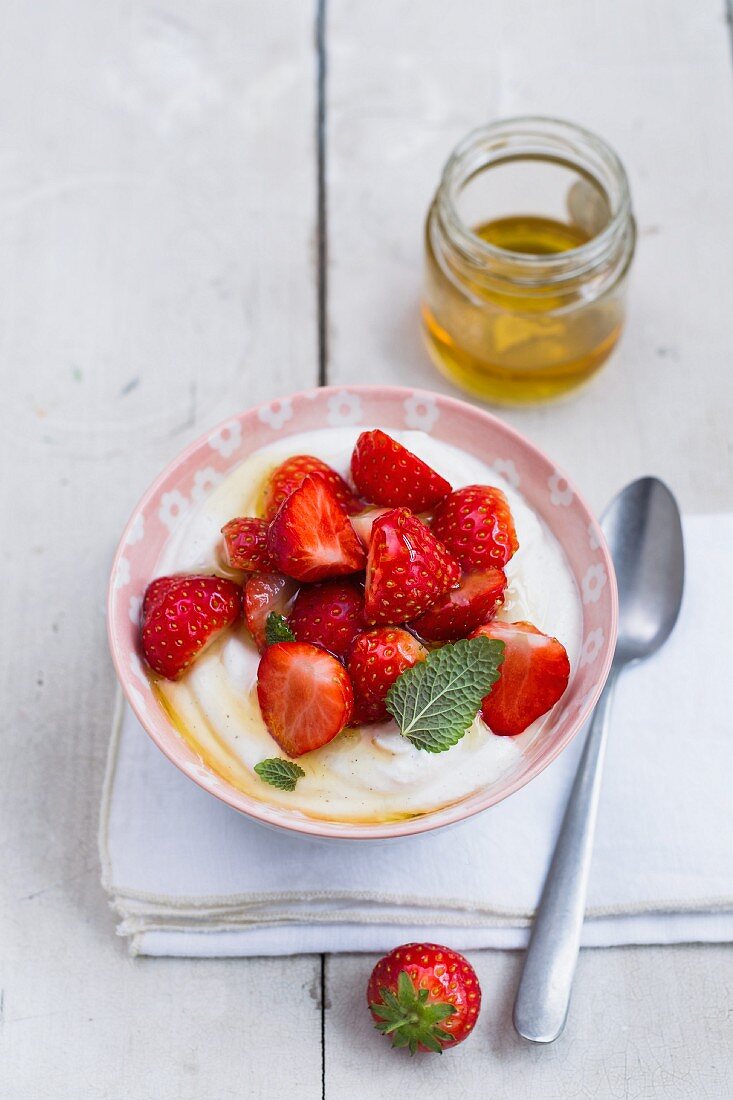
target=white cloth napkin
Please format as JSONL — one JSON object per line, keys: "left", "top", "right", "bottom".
{"left": 100, "top": 514, "right": 733, "bottom": 956}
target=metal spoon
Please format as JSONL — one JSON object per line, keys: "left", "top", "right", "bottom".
{"left": 513, "top": 477, "right": 685, "bottom": 1044}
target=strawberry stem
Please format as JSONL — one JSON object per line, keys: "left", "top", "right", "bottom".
{"left": 370, "top": 970, "right": 456, "bottom": 1055}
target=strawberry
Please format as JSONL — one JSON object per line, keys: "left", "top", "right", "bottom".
{"left": 142, "top": 574, "right": 180, "bottom": 617}
{"left": 257, "top": 641, "right": 353, "bottom": 756}
{"left": 289, "top": 578, "right": 366, "bottom": 659}
{"left": 411, "top": 567, "right": 507, "bottom": 642}
{"left": 471, "top": 620, "right": 570, "bottom": 735}
{"left": 349, "top": 506, "right": 391, "bottom": 549}
{"left": 267, "top": 473, "right": 366, "bottom": 583}
{"left": 368, "top": 943, "right": 481, "bottom": 1054}
{"left": 364, "top": 508, "right": 460, "bottom": 625}
{"left": 351, "top": 429, "right": 452, "bottom": 511}
{"left": 347, "top": 628, "right": 428, "bottom": 723}
{"left": 221, "top": 517, "right": 275, "bottom": 572}
{"left": 262, "top": 454, "right": 360, "bottom": 522}
{"left": 244, "top": 572, "right": 299, "bottom": 651}
{"left": 141, "top": 574, "right": 241, "bottom": 680}
{"left": 431, "top": 485, "right": 519, "bottom": 570}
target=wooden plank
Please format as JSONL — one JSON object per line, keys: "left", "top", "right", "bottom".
{"left": 325, "top": 948, "right": 733, "bottom": 1099}
{"left": 325, "top": 0, "right": 733, "bottom": 514}
{"left": 0, "top": 1, "right": 323, "bottom": 1096}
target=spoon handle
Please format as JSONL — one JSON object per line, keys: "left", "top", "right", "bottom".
{"left": 513, "top": 668, "right": 618, "bottom": 1043}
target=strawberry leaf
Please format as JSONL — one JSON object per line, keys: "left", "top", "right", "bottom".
{"left": 265, "top": 612, "right": 295, "bottom": 646}
{"left": 254, "top": 757, "right": 305, "bottom": 791}
{"left": 386, "top": 636, "right": 504, "bottom": 753}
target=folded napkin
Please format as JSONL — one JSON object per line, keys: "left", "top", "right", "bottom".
{"left": 100, "top": 514, "right": 733, "bottom": 956}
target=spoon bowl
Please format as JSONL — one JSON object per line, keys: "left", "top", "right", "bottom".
{"left": 604, "top": 477, "right": 685, "bottom": 665}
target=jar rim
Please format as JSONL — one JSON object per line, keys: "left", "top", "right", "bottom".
{"left": 437, "top": 116, "right": 633, "bottom": 281}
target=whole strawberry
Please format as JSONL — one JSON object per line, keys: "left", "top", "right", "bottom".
{"left": 262, "top": 454, "right": 360, "bottom": 521}
{"left": 364, "top": 508, "right": 460, "bottom": 624}
{"left": 368, "top": 943, "right": 481, "bottom": 1054}
{"left": 141, "top": 574, "right": 241, "bottom": 680}
{"left": 431, "top": 485, "right": 519, "bottom": 570}
{"left": 347, "top": 627, "right": 427, "bottom": 723}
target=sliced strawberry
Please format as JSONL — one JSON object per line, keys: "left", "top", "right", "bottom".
{"left": 347, "top": 628, "right": 428, "bottom": 723}
{"left": 262, "top": 454, "right": 360, "bottom": 522}
{"left": 411, "top": 568, "right": 507, "bottom": 642}
{"left": 257, "top": 642, "right": 353, "bottom": 756}
{"left": 267, "top": 473, "right": 366, "bottom": 583}
{"left": 349, "top": 506, "right": 391, "bottom": 549}
{"left": 244, "top": 571, "right": 299, "bottom": 651}
{"left": 471, "top": 620, "right": 570, "bottom": 735}
{"left": 221, "top": 517, "right": 275, "bottom": 572}
{"left": 289, "top": 578, "right": 366, "bottom": 659}
{"left": 364, "top": 508, "right": 460, "bottom": 625}
{"left": 351, "top": 429, "right": 452, "bottom": 511}
{"left": 141, "top": 574, "right": 241, "bottom": 680}
{"left": 142, "top": 574, "right": 180, "bottom": 617}
{"left": 431, "top": 485, "right": 519, "bottom": 570}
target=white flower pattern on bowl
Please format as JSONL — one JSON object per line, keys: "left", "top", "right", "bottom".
{"left": 492, "top": 458, "right": 520, "bottom": 489}
{"left": 582, "top": 563, "right": 608, "bottom": 605}
{"left": 403, "top": 394, "right": 439, "bottom": 432}
{"left": 579, "top": 628, "right": 605, "bottom": 667}
{"left": 327, "top": 391, "right": 363, "bottom": 426}
{"left": 258, "top": 399, "right": 294, "bottom": 430}
{"left": 191, "top": 466, "right": 223, "bottom": 503}
{"left": 208, "top": 421, "right": 242, "bottom": 458}
{"left": 158, "top": 490, "right": 189, "bottom": 532}
{"left": 548, "top": 471, "right": 574, "bottom": 507}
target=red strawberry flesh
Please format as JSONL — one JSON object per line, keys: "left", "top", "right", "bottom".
{"left": 257, "top": 641, "right": 353, "bottom": 757}
{"left": 351, "top": 429, "right": 452, "bottom": 511}
{"left": 141, "top": 574, "right": 241, "bottom": 680}
{"left": 267, "top": 473, "right": 366, "bottom": 583}
{"left": 410, "top": 567, "right": 507, "bottom": 641}
{"left": 347, "top": 627, "right": 428, "bottom": 723}
{"left": 471, "top": 619, "right": 570, "bottom": 735}
{"left": 431, "top": 485, "right": 519, "bottom": 570}
{"left": 244, "top": 571, "right": 299, "bottom": 651}
{"left": 289, "top": 578, "right": 366, "bottom": 659}
{"left": 262, "top": 454, "right": 360, "bottom": 522}
{"left": 364, "top": 508, "right": 460, "bottom": 625}
{"left": 221, "top": 517, "right": 275, "bottom": 572}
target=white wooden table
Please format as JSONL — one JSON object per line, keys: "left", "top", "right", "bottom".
{"left": 2, "top": 1, "right": 732, "bottom": 1095}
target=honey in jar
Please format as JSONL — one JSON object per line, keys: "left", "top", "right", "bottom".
{"left": 423, "top": 118, "right": 636, "bottom": 404}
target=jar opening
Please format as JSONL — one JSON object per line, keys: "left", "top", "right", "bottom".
{"left": 437, "top": 117, "right": 633, "bottom": 285}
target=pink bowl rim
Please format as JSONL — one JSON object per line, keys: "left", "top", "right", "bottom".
{"left": 107, "top": 384, "right": 618, "bottom": 841}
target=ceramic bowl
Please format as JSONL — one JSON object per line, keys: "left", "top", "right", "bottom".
{"left": 107, "top": 385, "right": 617, "bottom": 840}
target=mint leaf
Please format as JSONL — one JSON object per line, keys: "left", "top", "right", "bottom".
{"left": 386, "top": 636, "right": 504, "bottom": 753}
{"left": 254, "top": 757, "right": 305, "bottom": 791}
{"left": 265, "top": 612, "right": 295, "bottom": 646}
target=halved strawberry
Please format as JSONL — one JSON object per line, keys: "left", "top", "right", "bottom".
{"left": 471, "top": 620, "right": 570, "bottom": 735}
{"left": 411, "top": 568, "right": 507, "bottom": 642}
{"left": 221, "top": 517, "right": 275, "bottom": 572}
{"left": 349, "top": 507, "right": 391, "bottom": 549}
{"left": 351, "top": 429, "right": 452, "bottom": 511}
{"left": 431, "top": 485, "right": 519, "bottom": 570}
{"left": 267, "top": 473, "right": 366, "bottom": 583}
{"left": 141, "top": 574, "right": 241, "bottom": 680}
{"left": 244, "top": 571, "right": 299, "bottom": 651}
{"left": 347, "top": 628, "right": 428, "bottom": 723}
{"left": 262, "top": 454, "right": 360, "bottom": 521}
{"left": 364, "top": 508, "right": 460, "bottom": 625}
{"left": 257, "top": 641, "right": 353, "bottom": 756}
{"left": 289, "top": 578, "right": 366, "bottom": 659}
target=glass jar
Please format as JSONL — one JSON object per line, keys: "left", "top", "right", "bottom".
{"left": 422, "top": 117, "right": 636, "bottom": 404}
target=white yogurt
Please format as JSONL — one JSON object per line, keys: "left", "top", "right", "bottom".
{"left": 153, "top": 427, "right": 582, "bottom": 823}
